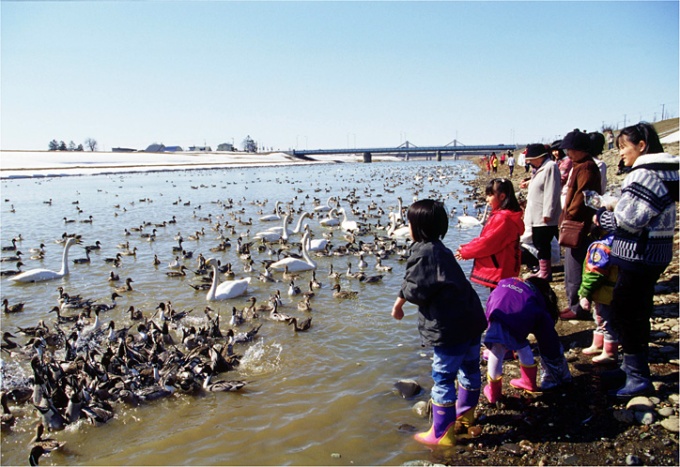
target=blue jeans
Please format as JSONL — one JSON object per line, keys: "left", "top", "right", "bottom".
{"left": 431, "top": 337, "right": 481, "bottom": 405}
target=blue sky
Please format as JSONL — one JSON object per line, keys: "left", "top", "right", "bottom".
{"left": 2, "top": 1, "right": 678, "bottom": 151}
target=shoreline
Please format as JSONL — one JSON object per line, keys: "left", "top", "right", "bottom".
{"left": 0, "top": 149, "right": 407, "bottom": 179}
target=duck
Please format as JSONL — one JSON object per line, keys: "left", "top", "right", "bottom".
{"left": 30, "top": 421, "right": 65, "bottom": 451}
{"left": 268, "top": 231, "right": 316, "bottom": 272}
{"left": 0, "top": 261, "right": 23, "bottom": 276}
{"left": 104, "top": 253, "right": 123, "bottom": 264}
{"left": 375, "top": 257, "right": 393, "bottom": 272}
{"left": 84, "top": 240, "right": 101, "bottom": 251}
{"left": 2, "top": 238, "right": 17, "bottom": 251}
{"left": 331, "top": 283, "right": 358, "bottom": 299}
{"left": 9, "top": 237, "right": 79, "bottom": 283}
{"left": 202, "top": 374, "right": 246, "bottom": 392}
{"left": 205, "top": 258, "right": 251, "bottom": 301}
{"left": 297, "top": 296, "right": 312, "bottom": 312}
{"left": 288, "top": 316, "right": 312, "bottom": 332}
{"left": 127, "top": 305, "right": 144, "bottom": 320}
{"left": 2, "top": 299, "right": 24, "bottom": 314}
{"left": 91, "top": 292, "right": 121, "bottom": 313}
{"left": 268, "top": 301, "right": 293, "bottom": 322}
{"left": 114, "top": 277, "right": 134, "bottom": 294}
{"left": 108, "top": 271, "right": 120, "bottom": 282}
{"left": 357, "top": 272, "right": 384, "bottom": 283}
{"left": 72, "top": 249, "right": 91, "bottom": 264}
{"left": 29, "top": 243, "right": 46, "bottom": 254}
{"left": 1, "top": 391, "right": 15, "bottom": 431}
{"left": 287, "top": 280, "right": 301, "bottom": 296}
{"left": 166, "top": 265, "right": 189, "bottom": 277}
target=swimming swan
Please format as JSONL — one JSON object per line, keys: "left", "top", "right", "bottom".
{"left": 206, "top": 258, "right": 251, "bottom": 301}
{"left": 9, "top": 238, "right": 79, "bottom": 283}
{"left": 268, "top": 230, "right": 316, "bottom": 272}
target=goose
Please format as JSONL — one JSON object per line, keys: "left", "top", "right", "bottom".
{"left": 331, "top": 283, "right": 358, "bottom": 299}
{"left": 9, "top": 237, "right": 79, "bottom": 283}
{"left": 319, "top": 208, "right": 340, "bottom": 227}
{"left": 0, "top": 261, "right": 23, "bottom": 276}
{"left": 259, "top": 200, "right": 282, "bottom": 222}
{"left": 206, "top": 258, "right": 251, "bottom": 301}
{"left": 268, "top": 231, "right": 316, "bottom": 272}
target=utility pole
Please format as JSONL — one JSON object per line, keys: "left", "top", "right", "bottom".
{"left": 661, "top": 104, "right": 665, "bottom": 120}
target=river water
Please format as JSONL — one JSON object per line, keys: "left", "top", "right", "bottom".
{"left": 0, "top": 160, "right": 488, "bottom": 466}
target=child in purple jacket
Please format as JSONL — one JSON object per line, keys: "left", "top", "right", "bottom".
{"left": 483, "top": 277, "right": 572, "bottom": 403}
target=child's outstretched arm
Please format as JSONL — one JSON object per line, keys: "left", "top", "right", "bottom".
{"left": 392, "top": 296, "right": 406, "bottom": 321}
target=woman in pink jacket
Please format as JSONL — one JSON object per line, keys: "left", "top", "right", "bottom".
{"left": 456, "top": 178, "right": 525, "bottom": 289}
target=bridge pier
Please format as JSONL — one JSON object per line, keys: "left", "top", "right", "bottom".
{"left": 363, "top": 152, "right": 372, "bottom": 163}
{"left": 436, "top": 150, "right": 442, "bottom": 162}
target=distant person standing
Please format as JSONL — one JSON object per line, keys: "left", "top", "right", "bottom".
{"left": 520, "top": 144, "right": 562, "bottom": 281}
{"left": 490, "top": 152, "right": 499, "bottom": 174}
{"left": 507, "top": 152, "right": 516, "bottom": 177}
{"left": 606, "top": 130, "right": 615, "bottom": 150}
{"left": 500, "top": 152, "right": 506, "bottom": 166}
{"left": 558, "top": 130, "right": 602, "bottom": 320}
{"left": 589, "top": 132, "right": 608, "bottom": 194}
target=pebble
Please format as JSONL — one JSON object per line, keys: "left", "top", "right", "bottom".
{"left": 394, "top": 379, "right": 421, "bottom": 398}
{"left": 668, "top": 394, "right": 679, "bottom": 405}
{"left": 412, "top": 401, "right": 429, "bottom": 418}
{"left": 562, "top": 454, "right": 579, "bottom": 465}
{"left": 626, "top": 396, "right": 654, "bottom": 411}
{"left": 501, "top": 443, "right": 522, "bottom": 456}
{"left": 660, "top": 416, "right": 680, "bottom": 433}
{"left": 626, "top": 454, "right": 642, "bottom": 466}
{"left": 657, "top": 406, "right": 675, "bottom": 417}
{"left": 634, "top": 410, "right": 655, "bottom": 425}
{"left": 330, "top": 453, "right": 341, "bottom": 459}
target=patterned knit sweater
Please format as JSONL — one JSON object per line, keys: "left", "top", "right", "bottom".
{"left": 597, "top": 152, "right": 679, "bottom": 271}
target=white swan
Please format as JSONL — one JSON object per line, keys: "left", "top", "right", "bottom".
{"left": 269, "top": 231, "right": 317, "bottom": 272}
{"left": 457, "top": 206, "right": 482, "bottom": 227}
{"left": 206, "top": 258, "right": 251, "bottom": 301}
{"left": 259, "top": 201, "right": 282, "bottom": 222}
{"left": 9, "top": 238, "right": 79, "bottom": 283}
{"left": 339, "top": 208, "right": 359, "bottom": 233}
{"left": 265, "top": 212, "right": 310, "bottom": 236}
{"left": 314, "top": 196, "right": 336, "bottom": 213}
{"left": 387, "top": 212, "right": 411, "bottom": 238}
{"left": 254, "top": 214, "right": 290, "bottom": 242}
{"left": 304, "top": 226, "right": 328, "bottom": 252}
{"left": 319, "top": 208, "right": 340, "bottom": 227}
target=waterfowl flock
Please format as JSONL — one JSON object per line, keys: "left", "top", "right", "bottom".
{"left": 0, "top": 162, "right": 486, "bottom": 465}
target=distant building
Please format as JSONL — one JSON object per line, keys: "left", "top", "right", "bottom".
{"left": 188, "top": 146, "right": 212, "bottom": 152}
{"left": 217, "top": 143, "right": 234, "bottom": 151}
{"left": 145, "top": 143, "right": 166, "bottom": 153}
{"left": 112, "top": 147, "right": 136, "bottom": 153}
{"left": 164, "top": 146, "right": 184, "bottom": 152}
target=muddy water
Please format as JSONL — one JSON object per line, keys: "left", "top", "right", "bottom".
{"left": 0, "top": 161, "right": 488, "bottom": 465}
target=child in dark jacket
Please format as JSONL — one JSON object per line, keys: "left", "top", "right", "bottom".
{"left": 392, "top": 199, "right": 486, "bottom": 447}
{"left": 483, "top": 277, "right": 572, "bottom": 404}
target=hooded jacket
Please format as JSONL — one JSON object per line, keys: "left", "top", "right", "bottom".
{"left": 458, "top": 208, "right": 525, "bottom": 288}
{"left": 597, "top": 152, "right": 679, "bottom": 272}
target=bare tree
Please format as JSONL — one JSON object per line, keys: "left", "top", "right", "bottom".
{"left": 84, "top": 138, "right": 98, "bottom": 151}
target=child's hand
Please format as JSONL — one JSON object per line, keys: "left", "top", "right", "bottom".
{"left": 391, "top": 304, "right": 404, "bottom": 321}
{"left": 579, "top": 297, "right": 590, "bottom": 311}
{"left": 454, "top": 249, "right": 463, "bottom": 261}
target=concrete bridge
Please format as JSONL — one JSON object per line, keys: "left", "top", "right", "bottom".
{"left": 289, "top": 141, "right": 517, "bottom": 162}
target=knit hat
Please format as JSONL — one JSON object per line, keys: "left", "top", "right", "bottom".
{"left": 524, "top": 143, "right": 549, "bottom": 160}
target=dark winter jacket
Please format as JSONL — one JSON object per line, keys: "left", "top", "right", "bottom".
{"left": 399, "top": 240, "right": 486, "bottom": 347}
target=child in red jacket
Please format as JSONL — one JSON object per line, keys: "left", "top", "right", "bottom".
{"left": 455, "top": 178, "right": 524, "bottom": 289}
